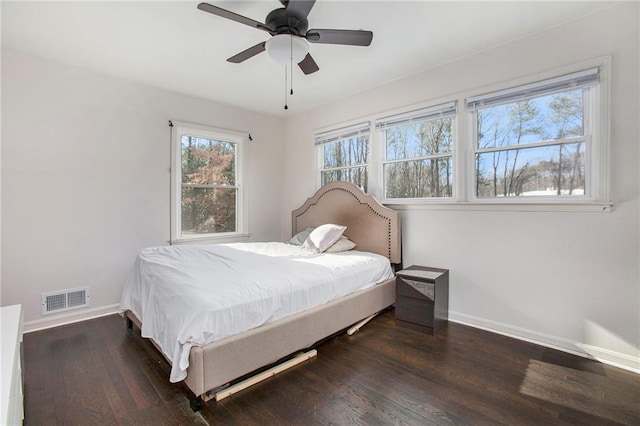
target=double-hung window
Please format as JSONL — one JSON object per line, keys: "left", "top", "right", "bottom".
{"left": 170, "top": 121, "right": 247, "bottom": 242}
{"left": 316, "top": 122, "right": 370, "bottom": 192}
{"left": 468, "top": 68, "right": 600, "bottom": 201}
{"left": 377, "top": 102, "right": 456, "bottom": 200}
{"left": 312, "top": 60, "right": 608, "bottom": 210}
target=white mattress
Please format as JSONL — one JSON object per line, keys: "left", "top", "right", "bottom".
{"left": 119, "top": 242, "right": 393, "bottom": 382}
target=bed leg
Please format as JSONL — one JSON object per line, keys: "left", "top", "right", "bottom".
{"left": 347, "top": 312, "right": 378, "bottom": 335}
{"left": 126, "top": 316, "right": 133, "bottom": 330}
{"left": 189, "top": 394, "right": 203, "bottom": 412}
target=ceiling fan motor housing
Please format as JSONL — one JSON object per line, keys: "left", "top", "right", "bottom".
{"left": 266, "top": 8, "right": 309, "bottom": 35}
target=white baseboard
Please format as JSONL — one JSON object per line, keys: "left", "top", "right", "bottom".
{"left": 449, "top": 311, "right": 640, "bottom": 374}
{"left": 24, "top": 303, "right": 121, "bottom": 333}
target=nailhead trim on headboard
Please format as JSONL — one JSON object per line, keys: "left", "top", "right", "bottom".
{"left": 291, "top": 182, "right": 400, "bottom": 264}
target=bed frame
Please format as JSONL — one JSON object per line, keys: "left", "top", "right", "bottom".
{"left": 125, "top": 181, "right": 401, "bottom": 410}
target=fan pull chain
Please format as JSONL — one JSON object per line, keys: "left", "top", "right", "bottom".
{"left": 284, "top": 65, "right": 288, "bottom": 110}
{"left": 290, "top": 35, "right": 294, "bottom": 96}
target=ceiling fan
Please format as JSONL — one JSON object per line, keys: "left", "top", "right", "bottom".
{"left": 197, "top": 0, "right": 374, "bottom": 75}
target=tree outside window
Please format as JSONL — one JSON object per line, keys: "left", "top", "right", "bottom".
{"left": 170, "top": 122, "right": 246, "bottom": 242}
{"left": 181, "top": 136, "right": 237, "bottom": 235}
{"left": 378, "top": 102, "right": 456, "bottom": 200}
{"left": 320, "top": 135, "right": 369, "bottom": 192}
{"left": 316, "top": 123, "right": 370, "bottom": 192}
{"left": 383, "top": 117, "right": 453, "bottom": 199}
{"left": 475, "top": 89, "right": 586, "bottom": 198}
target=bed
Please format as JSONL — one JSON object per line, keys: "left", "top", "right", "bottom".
{"left": 121, "top": 181, "right": 401, "bottom": 410}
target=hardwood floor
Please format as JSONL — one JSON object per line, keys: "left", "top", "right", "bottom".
{"left": 23, "top": 309, "right": 639, "bottom": 425}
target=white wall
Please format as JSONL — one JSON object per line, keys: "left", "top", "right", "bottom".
{"left": 0, "top": 5, "right": 3, "bottom": 307}
{"left": 282, "top": 3, "right": 639, "bottom": 370}
{"left": 1, "top": 49, "right": 284, "bottom": 328}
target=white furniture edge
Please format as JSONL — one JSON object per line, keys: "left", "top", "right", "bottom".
{"left": 1, "top": 304, "right": 24, "bottom": 426}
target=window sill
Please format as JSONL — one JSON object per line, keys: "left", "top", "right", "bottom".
{"left": 170, "top": 233, "right": 251, "bottom": 245}
{"left": 384, "top": 201, "right": 613, "bottom": 213}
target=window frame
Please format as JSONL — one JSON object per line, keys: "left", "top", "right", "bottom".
{"left": 315, "top": 121, "right": 371, "bottom": 192}
{"left": 170, "top": 120, "right": 248, "bottom": 244}
{"left": 466, "top": 67, "right": 602, "bottom": 205}
{"left": 312, "top": 57, "right": 611, "bottom": 212}
{"left": 376, "top": 101, "right": 457, "bottom": 203}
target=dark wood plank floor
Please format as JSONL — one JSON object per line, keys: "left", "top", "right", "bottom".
{"left": 23, "top": 309, "right": 639, "bottom": 425}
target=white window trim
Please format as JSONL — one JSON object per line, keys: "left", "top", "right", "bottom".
{"left": 462, "top": 56, "right": 611, "bottom": 210}
{"left": 312, "top": 57, "right": 612, "bottom": 213}
{"left": 466, "top": 68, "right": 599, "bottom": 109}
{"left": 376, "top": 101, "right": 457, "bottom": 203}
{"left": 314, "top": 120, "right": 372, "bottom": 191}
{"left": 170, "top": 120, "right": 249, "bottom": 244}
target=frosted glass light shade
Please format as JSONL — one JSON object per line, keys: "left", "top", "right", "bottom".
{"left": 265, "top": 34, "right": 309, "bottom": 64}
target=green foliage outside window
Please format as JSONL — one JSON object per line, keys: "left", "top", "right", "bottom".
{"left": 181, "top": 136, "right": 237, "bottom": 234}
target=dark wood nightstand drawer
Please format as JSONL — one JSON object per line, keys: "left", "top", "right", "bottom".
{"left": 395, "top": 295, "right": 434, "bottom": 326}
{"left": 396, "top": 277, "right": 434, "bottom": 301}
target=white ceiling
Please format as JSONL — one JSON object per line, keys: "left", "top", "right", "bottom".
{"left": 1, "top": 1, "right": 619, "bottom": 117}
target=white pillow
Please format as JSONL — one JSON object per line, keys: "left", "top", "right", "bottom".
{"left": 289, "top": 227, "right": 315, "bottom": 245}
{"left": 302, "top": 224, "right": 347, "bottom": 252}
{"left": 325, "top": 236, "right": 357, "bottom": 253}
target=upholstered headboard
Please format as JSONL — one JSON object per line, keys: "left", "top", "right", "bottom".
{"left": 291, "top": 181, "right": 401, "bottom": 264}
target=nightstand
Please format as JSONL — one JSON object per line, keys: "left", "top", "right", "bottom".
{"left": 395, "top": 266, "right": 449, "bottom": 334}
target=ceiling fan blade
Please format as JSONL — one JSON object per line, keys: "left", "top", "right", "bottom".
{"left": 197, "top": 3, "right": 273, "bottom": 33}
{"left": 285, "top": 0, "right": 316, "bottom": 18}
{"left": 298, "top": 53, "right": 319, "bottom": 75}
{"left": 306, "top": 29, "right": 373, "bottom": 46}
{"left": 227, "top": 42, "right": 267, "bottom": 63}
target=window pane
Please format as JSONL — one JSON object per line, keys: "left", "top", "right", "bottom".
{"left": 385, "top": 157, "right": 452, "bottom": 198}
{"left": 181, "top": 187, "right": 237, "bottom": 234}
{"left": 476, "top": 142, "right": 585, "bottom": 197}
{"left": 386, "top": 118, "right": 453, "bottom": 161}
{"left": 323, "top": 135, "right": 369, "bottom": 168}
{"left": 181, "top": 136, "right": 236, "bottom": 185}
{"left": 477, "top": 89, "right": 584, "bottom": 149}
{"left": 321, "top": 167, "right": 368, "bottom": 192}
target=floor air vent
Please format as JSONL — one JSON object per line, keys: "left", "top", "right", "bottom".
{"left": 42, "top": 287, "right": 90, "bottom": 315}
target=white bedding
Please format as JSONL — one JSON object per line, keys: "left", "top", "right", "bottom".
{"left": 119, "top": 242, "right": 393, "bottom": 382}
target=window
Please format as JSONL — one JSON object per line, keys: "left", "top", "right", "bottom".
{"left": 468, "top": 68, "right": 600, "bottom": 200}
{"left": 312, "top": 59, "right": 609, "bottom": 211}
{"left": 377, "top": 102, "right": 456, "bottom": 200}
{"left": 170, "top": 121, "right": 247, "bottom": 242}
{"left": 316, "top": 122, "right": 370, "bottom": 192}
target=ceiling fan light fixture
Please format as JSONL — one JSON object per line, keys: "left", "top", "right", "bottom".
{"left": 266, "top": 34, "right": 309, "bottom": 64}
